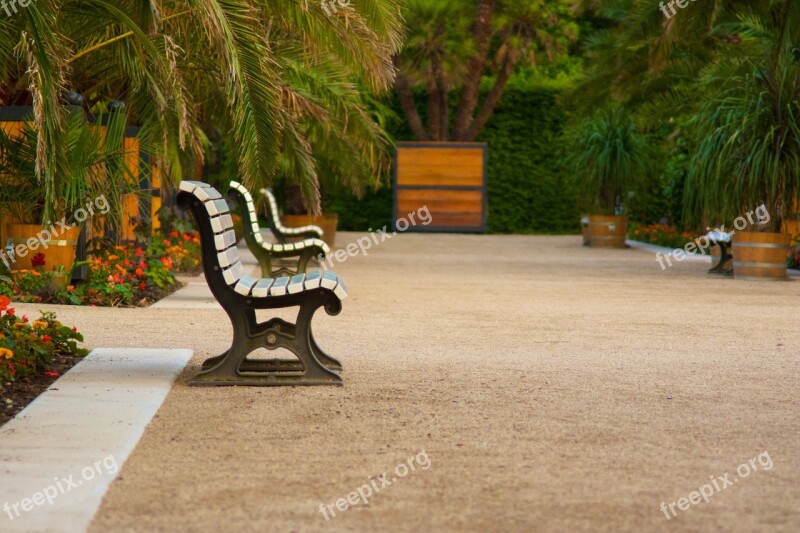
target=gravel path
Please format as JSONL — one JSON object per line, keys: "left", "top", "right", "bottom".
{"left": 14, "top": 233, "right": 798, "bottom": 532}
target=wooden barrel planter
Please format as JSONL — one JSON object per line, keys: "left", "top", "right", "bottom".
{"left": 732, "top": 232, "right": 790, "bottom": 281}
{"left": 0, "top": 106, "right": 32, "bottom": 253}
{"left": 588, "top": 215, "right": 628, "bottom": 248}
{"left": 393, "top": 142, "right": 487, "bottom": 232}
{"left": 282, "top": 214, "right": 338, "bottom": 249}
{"left": 5, "top": 223, "right": 81, "bottom": 283}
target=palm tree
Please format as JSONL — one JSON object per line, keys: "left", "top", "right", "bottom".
{"left": 572, "top": 0, "right": 800, "bottom": 230}
{"left": 394, "top": 0, "right": 578, "bottom": 142}
{"left": 0, "top": 0, "right": 403, "bottom": 216}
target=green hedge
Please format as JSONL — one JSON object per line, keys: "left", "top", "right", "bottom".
{"left": 326, "top": 87, "right": 580, "bottom": 234}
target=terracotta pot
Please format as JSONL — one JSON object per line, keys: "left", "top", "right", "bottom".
{"left": 588, "top": 215, "right": 628, "bottom": 248}
{"left": 282, "top": 214, "right": 338, "bottom": 248}
{"left": 732, "top": 231, "right": 790, "bottom": 281}
{"left": 5, "top": 223, "right": 81, "bottom": 283}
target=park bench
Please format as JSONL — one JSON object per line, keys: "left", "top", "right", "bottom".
{"left": 261, "top": 187, "right": 324, "bottom": 243}
{"left": 706, "top": 230, "right": 732, "bottom": 274}
{"left": 177, "top": 180, "right": 346, "bottom": 386}
{"left": 228, "top": 181, "right": 329, "bottom": 277}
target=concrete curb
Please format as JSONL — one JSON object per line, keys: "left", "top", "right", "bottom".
{"left": 0, "top": 348, "right": 192, "bottom": 533}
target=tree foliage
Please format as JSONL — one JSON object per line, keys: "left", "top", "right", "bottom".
{"left": 0, "top": 0, "right": 403, "bottom": 213}
{"left": 394, "top": 0, "right": 578, "bottom": 141}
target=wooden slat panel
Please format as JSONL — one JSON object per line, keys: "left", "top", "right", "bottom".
{"left": 397, "top": 189, "right": 483, "bottom": 227}
{"left": 397, "top": 165, "right": 483, "bottom": 186}
{"left": 397, "top": 147, "right": 484, "bottom": 187}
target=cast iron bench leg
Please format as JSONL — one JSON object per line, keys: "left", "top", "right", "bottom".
{"left": 192, "top": 294, "right": 342, "bottom": 386}
{"left": 708, "top": 242, "right": 732, "bottom": 274}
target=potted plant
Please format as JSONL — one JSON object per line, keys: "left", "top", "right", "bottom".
{"left": 566, "top": 107, "right": 651, "bottom": 248}
{"left": 278, "top": 184, "right": 339, "bottom": 248}
{"left": 684, "top": 37, "right": 800, "bottom": 281}
{"left": 0, "top": 104, "right": 136, "bottom": 282}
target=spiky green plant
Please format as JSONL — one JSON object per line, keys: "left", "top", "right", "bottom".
{"left": 0, "top": 109, "right": 137, "bottom": 230}
{"left": 565, "top": 106, "right": 652, "bottom": 214}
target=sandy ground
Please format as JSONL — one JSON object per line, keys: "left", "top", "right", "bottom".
{"left": 14, "top": 233, "right": 800, "bottom": 532}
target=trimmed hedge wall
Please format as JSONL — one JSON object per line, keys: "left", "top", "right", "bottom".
{"left": 326, "top": 87, "right": 580, "bottom": 234}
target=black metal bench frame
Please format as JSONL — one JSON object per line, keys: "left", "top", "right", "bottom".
{"left": 707, "top": 236, "right": 733, "bottom": 275}
{"left": 228, "top": 182, "right": 328, "bottom": 278}
{"left": 177, "top": 181, "right": 344, "bottom": 386}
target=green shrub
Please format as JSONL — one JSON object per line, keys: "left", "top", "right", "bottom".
{"left": 324, "top": 87, "right": 581, "bottom": 233}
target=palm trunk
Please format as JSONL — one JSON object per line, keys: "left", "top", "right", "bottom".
{"left": 452, "top": 0, "right": 496, "bottom": 140}
{"left": 464, "top": 47, "right": 520, "bottom": 142}
{"left": 393, "top": 58, "right": 428, "bottom": 141}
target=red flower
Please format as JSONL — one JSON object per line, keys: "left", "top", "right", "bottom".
{"left": 72, "top": 327, "right": 78, "bottom": 332}
{"left": 140, "top": 282, "right": 147, "bottom": 290}
{"left": 160, "top": 256, "right": 173, "bottom": 269}
{"left": 134, "top": 247, "right": 144, "bottom": 257}
{"left": 170, "top": 231, "right": 180, "bottom": 238}
{"left": 31, "top": 253, "right": 45, "bottom": 268}
{"left": 21, "top": 315, "right": 28, "bottom": 323}
{"left": 42, "top": 335, "right": 52, "bottom": 343}
{"left": 67, "top": 285, "right": 75, "bottom": 293}
{"left": 7, "top": 308, "right": 15, "bottom": 316}
{"left": 163, "top": 239, "right": 171, "bottom": 246}
{"left": 44, "top": 370, "right": 60, "bottom": 377}
{"left": 0, "top": 295, "right": 9, "bottom": 311}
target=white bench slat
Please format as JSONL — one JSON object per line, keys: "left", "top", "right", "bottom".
{"left": 205, "top": 199, "right": 229, "bottom": 217}
{"left": 254, "top": 232, "right": 264, "bottom": 244}
{"left": 251, "top": 278, "right": 274, "bottom": 298}
{"left": 210, "top": 214, "right": 233, "bottom": 234}
{"left": 320, "top": 270, "right": 347, "bottom": 300}
{"left": 217, "top": 247, "right": 239, "bottom": 268}
{"left": 320, "top": 270, "right": 338, "bottom": 291}
{"left": 269, "top": 277, "right": 290, "bottom": 296}
{"left": 304, "top": 269, "right": 322, "bottom": 289}
{"left": 221, "top": 261, "right": 244, "bottom": 285}
{"left": 179, "top": 180, "right": 212, "bottom": 193}
{"left": 706, "top": 231, "right": 732, "bottom": 243}
{"left": 194, "top": 187, "right": 222, "bottom": 202}
{"left": 234, "top": 275, "right": 259, "bottom": 296}
{"left": 214, "top": 230, "right": 237, "bottom": 251}
{"left": 333, "top": 277, "right": 348, "bottom": 300}
{"left": 287, "top": 273, "right": 307, "bottom": 294}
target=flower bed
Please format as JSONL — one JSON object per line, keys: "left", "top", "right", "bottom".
{"left": 0, "top": 231, "right": 201, "bottom": 307}
{"left": 0, "top": 296, "right": 89, "bottom": 424}
{"left": 628, "top": 223, "right": 697, "bottom": 250}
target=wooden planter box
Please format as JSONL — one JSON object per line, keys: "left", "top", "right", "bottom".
{"left": 393, "top": 142, "right": 487, "bottom": 232}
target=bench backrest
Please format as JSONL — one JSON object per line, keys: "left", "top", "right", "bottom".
{"left": 260, "top": 187, "right": 323, "bottom": 237}
{"left": 229, "top": 181, "right": 328, "bottom": 254}
{"left": 178, "top": 181, "right": 246, "bottom": 294}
